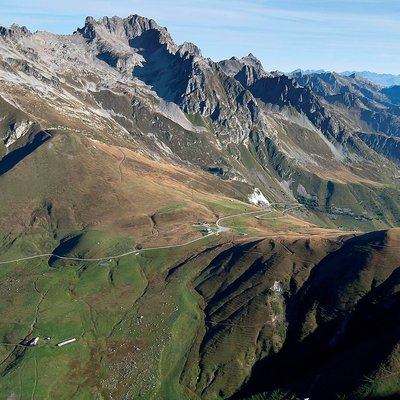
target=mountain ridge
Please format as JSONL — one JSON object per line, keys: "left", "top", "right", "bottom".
{"left": 290, "top": 68, "right": 400, "bottom": 87}
{"left": 1, "top": 14, "right": 400, "bottom": 232}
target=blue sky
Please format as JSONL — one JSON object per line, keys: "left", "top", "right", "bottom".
{"left": 0, "top": 0, "right": 399, "bottom": 74}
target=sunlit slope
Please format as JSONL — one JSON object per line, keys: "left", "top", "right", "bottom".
{"left": 0, "top": 130, "right": 256, "bottom": 248}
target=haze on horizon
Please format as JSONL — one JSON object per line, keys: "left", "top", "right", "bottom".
{"left": 0, "top": 0, "right": 399, "bottom": 75}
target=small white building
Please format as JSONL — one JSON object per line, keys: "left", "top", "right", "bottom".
{"left": 57, "top": 338, "right": 76, "bottom": 347}
{"left": 28, "top": 337, "right": 39, "bottom": 346}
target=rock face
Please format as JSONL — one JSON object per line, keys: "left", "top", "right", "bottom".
{"left": 293, "top": 72, "right": 400, "bottom": 138}
{"left": 358, "top": 133, "right": 400, "bottom": 164}
{"left": 0, "top": 14, "right": 400, "bottom": 225}
{"left": 0, "top": 23, "right": 31, "bottom": 40}
{"left": 382, "top": 85, "right": 400, "bottom": 105}
{"left": 74, "top": 16, "right": 258, "bottom": 141}
{"left": 76, "top": 15, "right": 176, "bottom": 74}
{"left": 3, "top": 120, "right": 33, "bottom": 147}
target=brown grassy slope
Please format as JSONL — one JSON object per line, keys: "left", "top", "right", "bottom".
{"left": 233, "top": 229, "right": 400, "bottom": 400}
{"left": 167, "top": 229, "right": 400, "bottom": 399}
{"left": 0, "top": 130, "right": 252, "bottom": 247}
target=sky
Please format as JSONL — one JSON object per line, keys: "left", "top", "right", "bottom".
{"left": 0, "top": 0, "right": 399, "bottom": 74}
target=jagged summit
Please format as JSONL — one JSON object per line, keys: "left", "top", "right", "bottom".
{"left": 0, "top": 12, "right": 399, "bottom": 196}
{"left": 241, "top": 53, "right": 265, "bottom": 72}
{"left": 178, "top": 41, "right": 202, "bottom": 58}
{"left": 0, "top": 23, "right": 31, "bottom": 39}
{"left": 218, "top": 52, "right": 267, "bottom": 79}
{"left": 76, "top": 14, "right": 176, "bottom": 51}
{"left": 78, "top": 15, "right": 162, "bottom": 40}
{"left": 245, "top": 53, "right": 261, "bottom": 63}
{"left": 71, "top": 14, "right": 178, "bottom": 75}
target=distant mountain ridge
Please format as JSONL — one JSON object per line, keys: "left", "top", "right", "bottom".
{"left": 290, "top": 68, "right": 400, "bottom": 87}
{"left": 341, "top": 70, "right": 400, "bottom": 87}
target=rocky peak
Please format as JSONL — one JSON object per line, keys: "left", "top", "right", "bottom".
{"left": 218, "top": 52, "right": 266, "bottom": 80}
{"left": 78, "top": 15, "right": 155, "bottom": 40}
{"left": 241, "top": 53, "right": 265, "bottom": 72}
{"left": 218, "top": 57, "right": 246, "bottom": 77}
{"left": 319, "top": 71, "right": 346, "bottom": 88}
{"left": 178, "top": 42, "right": 202, "bottom": 59}
{"left": 74, "top": 14, "right": 180, "bottom": 75}
{"left": 3, "top": 120, "right": 34, "bottom": 147}
{"left": 77, "top": 14, "right": 176, "bottom": 51}
{"left": 0, "top": 23, "right": 31, "bottom": 40}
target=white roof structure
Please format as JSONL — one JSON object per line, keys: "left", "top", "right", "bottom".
{"left": 57, "top": 338, "right": 76, "bottom": 347}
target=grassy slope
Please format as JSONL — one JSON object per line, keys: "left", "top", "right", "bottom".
{"left": 0, "top": 223, "right": 219, "bottom": 399}
{"left": 1, "top": 224, "right": 400, "bottom": 399}
{"left": 0, "top": 130, "right": 255, "bottom": 247}
{"left": 1, "top": 111, "right": 399, "bottom": 400}
{"left": 0, "top": 231, "right": 148, "bottom": 398}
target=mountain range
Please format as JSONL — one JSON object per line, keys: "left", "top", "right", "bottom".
{"left": 290, "top": 69, "right": 400, "bottom": 87}
{"left": 0, "top": 15, "right": 399, "bottom": 400}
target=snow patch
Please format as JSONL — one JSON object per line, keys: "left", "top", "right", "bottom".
{"left": 248, "top": 188, "right": 270, "bottom": 207}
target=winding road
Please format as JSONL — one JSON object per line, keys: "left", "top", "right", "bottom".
{"left": 0, "top": 203, "right": 303, "bottom": 265}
